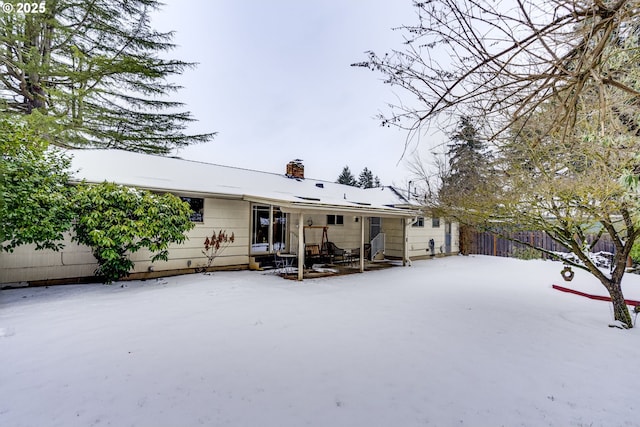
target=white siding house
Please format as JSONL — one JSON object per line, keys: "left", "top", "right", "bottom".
{"left": 0, "top": 149, "right": 458, "bottom": 285}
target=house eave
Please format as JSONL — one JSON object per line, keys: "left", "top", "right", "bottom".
{"left": 260, "top": 200, "right": 416, "bottom": 218}
{"left": 68, "top": 178, "right": 244, "bottom": 200}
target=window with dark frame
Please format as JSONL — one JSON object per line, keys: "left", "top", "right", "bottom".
{"left": 432, "top": 217, "right": 440, "bottom": 228}
{"left": 250, "top": 205, "right": 288, "bottom": 253}
{"left": 412, "top": 216, "right": 425, "bottom": 227}
{"left": 180, "top": 197, "right": 204, "bottom": 222}
{"left": 251, "top": 205, "right": 270, "bottom": 250}
{"left": 327, "top": 214, "right": 344, "bottom": 225}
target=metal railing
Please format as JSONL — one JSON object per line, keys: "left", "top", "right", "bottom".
{"left": 371, "top": 232, "right": 385, "bottom": 260}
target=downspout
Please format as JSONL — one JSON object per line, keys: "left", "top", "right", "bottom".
{"left": 404, "top": 215, "right": 421, "bottom": 266}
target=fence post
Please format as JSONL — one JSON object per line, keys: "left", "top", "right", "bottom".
{"left": 493, "top": 234, "right": 497, "bottom": 257}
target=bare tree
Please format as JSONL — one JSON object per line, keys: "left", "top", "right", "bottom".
{"left": 355, "top": 0, "right": 640, "bottom": 145}
{"left": 355, "top": 0, "right": 640, "bottom": 328}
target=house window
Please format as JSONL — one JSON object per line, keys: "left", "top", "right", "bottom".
{"left": 251, "top": 205, "right": 288, "bottom": 252}
{"left": 432, "top": 217, "right": 440, "bottom": 228}
{"left": 180, "top": 197, "right": 204, "bottom": 222}
{"left": 251, "top": 205, "right": 270, "bottom": 252}
{"left": 413, "top": 216, "right": 425, "bottom": 227}
{"left": 327, "top": 214, "right": 344, "bottom": 225}
{"left": 272, "top": 207, "right": 287, "bottom": 251}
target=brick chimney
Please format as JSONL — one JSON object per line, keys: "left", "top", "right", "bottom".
{"left": 286, "top": 159, "right": 304, "bottom": 179}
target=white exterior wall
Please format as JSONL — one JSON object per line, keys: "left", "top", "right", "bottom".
{"left": 131, "top": 198, "right": 250, "bottom": 273}
{"left": 380, "top": 217, "right": 405, "bottom": 258}
{"left": 0, "top": 197, "right": 250, "bottom": 285}
{"left": 301, "top": 215, "right": 460, "bottom": 260}
{"left": 301, "top": 213, "right": 364, "bottom": 251}
{"left": 405, "top": 217, "right": 460, "bottom": 259}
{"left": 0, "top": 234, "right": 96, "bottom": 284}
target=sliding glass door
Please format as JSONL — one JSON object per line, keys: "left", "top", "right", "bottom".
{"left": 251, "top": 204, "right": 287, "bottom": 253}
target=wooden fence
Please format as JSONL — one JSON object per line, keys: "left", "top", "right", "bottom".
{"left": 460, "top": 226, "right": 616, "bottom": 259}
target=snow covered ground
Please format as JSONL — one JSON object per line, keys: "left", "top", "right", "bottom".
{"left": 2, "top": 255, "right": 640, "bottom": 427}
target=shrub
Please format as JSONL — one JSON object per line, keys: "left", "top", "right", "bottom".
{"left": 202, "top": 229, "right": 235, "bottom": 270}
{"left": 0, "top": 119, "right": 75, "bottom": 252}
{"left": 630, "top": 241, "right": 640, "bottom": 264}
{"left": 72, "top": 182, "right": 194, "bottom": 283}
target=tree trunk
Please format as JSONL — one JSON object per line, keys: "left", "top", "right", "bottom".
{"left": 24, "top": 81, "right": 46, "bottom": 113}
{"left": 604, "top": 280, "right": 633, "bottom": 328}
{"left": 23, "top": 15, "right": 47, "bottom": 113}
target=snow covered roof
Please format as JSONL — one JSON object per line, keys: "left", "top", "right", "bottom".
{"left": 68, "top": 149, "right": 419, "bottom": 217}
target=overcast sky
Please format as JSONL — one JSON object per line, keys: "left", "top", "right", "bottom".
{"left": 151, "top": 0, "right": 442, "bottom": 187}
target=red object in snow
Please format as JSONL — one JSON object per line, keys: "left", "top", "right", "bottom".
{"left": 552, "top": 284, "right": 640, "bottom": 306}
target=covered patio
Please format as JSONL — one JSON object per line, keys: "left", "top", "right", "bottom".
{"left": 244, "top": 182, "right": 423, "bottom": 281}
{"left": 276, "top": 205, "right": 417, "bottom": 281}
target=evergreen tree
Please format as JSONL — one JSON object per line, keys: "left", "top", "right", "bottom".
{"left": 336, "top": 165, "right": 357, "bottom": 186}
{"left": 439, "top": 116, "right": 489, "bottom": 204}
{"left": 0, "top": 0, "right": 214, "bottom": 154}
{"left": 358, "top": 167, "right": 375, "bottom": 189}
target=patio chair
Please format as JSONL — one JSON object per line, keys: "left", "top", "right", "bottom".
{"left": 351, "top": 244, "right": 372, "bottom": 263}
{"left": 364, "top": 243, "right": 371, "bottom": 261}
{"left": 305, "top": 244, "right": 321, "bottom": 267}
{"left": 274, "top": 252, "right": 285, "bottom": 270}
{"left": 323, "top": 241, "right": 346, "bottom": 263}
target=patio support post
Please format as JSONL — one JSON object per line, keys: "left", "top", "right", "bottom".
{"left": 403, "top": 218, "right": 408, "bottom": 266}
{"left": 268, "top": 206, "right": 274, "bottom": 252}
{"left": 360, "top": 215, "right": 365, "bottom": 273}
{"left": 297, "top": 212, "right": 304, "bottom": 281}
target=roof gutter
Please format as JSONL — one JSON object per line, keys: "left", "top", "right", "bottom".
{"left": 275, "top": 202, "right": 416, "bottom": 218}
{"left": 67, "top": 178, "right": 245, "bottom": 200}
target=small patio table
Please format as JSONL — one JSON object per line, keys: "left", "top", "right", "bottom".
{"left": 277, "top": 252, "right": 297, "bottom": 274}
